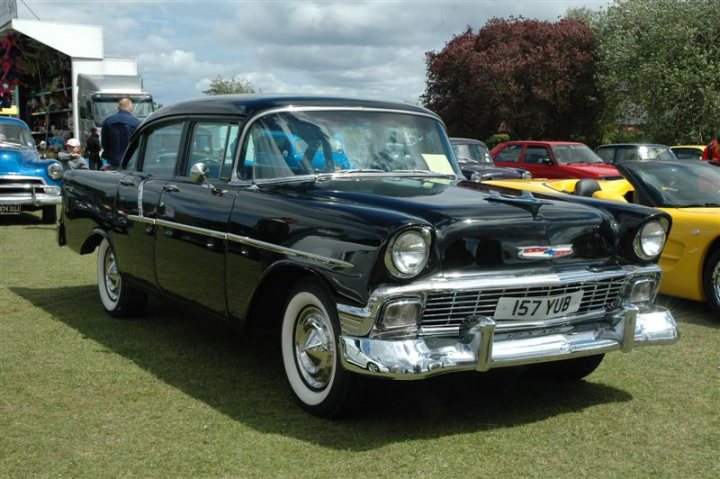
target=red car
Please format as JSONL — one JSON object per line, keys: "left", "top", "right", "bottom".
{"left": 491, "top": 141, "right": 622, "bottom": 179}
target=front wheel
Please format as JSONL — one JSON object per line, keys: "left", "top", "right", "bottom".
{"left": 281, "top": 279, "right": 354, "bottom": 418}
{"left": 532, "top": 354, "right": 605, "bottom": 382}
{"left": 97, "top": 238, "right": 147, "bottom": 318}
{"left": 703, "top": 248, "right": 720, "bottom": 317}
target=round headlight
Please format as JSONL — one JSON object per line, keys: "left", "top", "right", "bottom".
{"left": 521, "top": 170, "right": 532, "bottom": 179}
{"left": 385, "top": 228, "right": 431, "bottom": 278}
{"left": 47, "top": 162, "right": 64, "bottom": 180}
{"left": 633, "top": 220, "right": 667, "bottom": 260}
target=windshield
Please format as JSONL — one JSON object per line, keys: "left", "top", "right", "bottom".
{"left": 637, "top": 145, "right": 677, "bottom": 161}
{"left": 239, "top": 110, "right": 458, "bottom": 180}
{"left": 452, "top": 143, "right": 492, "bottom": 164}
{"left": 92, "top": 98, "right": 154, "bottom": 125}
{"left": 625, "top": 161, "right": 720, "bottom": 207}
{"left": 552, "top": 145, "right": 605, "bottom": 164}
{"left": 0, "top": 123, "right": 35, "bottom": 148}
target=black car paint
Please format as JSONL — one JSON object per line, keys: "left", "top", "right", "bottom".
{"left": 59, "top": 95, "right": 670, "bottom": 330}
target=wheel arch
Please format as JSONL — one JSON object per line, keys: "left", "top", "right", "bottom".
{"left": 701, "top": 235, "right": 720, "bottom": 300}
{"left": 243, "top": 262, "right": 337, "bottom": 333}
{"left": 80, "top": 228, "right": 109, "bottom": 255}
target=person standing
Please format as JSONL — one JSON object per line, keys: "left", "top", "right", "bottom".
{"left": 701, "top": 132, "right": 720, "bottom": 163}
{"left": 85, "top": 128, "right": 102, "bottom": 170}
{"left": 101, "top": 98, "right": 140, "bottom": 169}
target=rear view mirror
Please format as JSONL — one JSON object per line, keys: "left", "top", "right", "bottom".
{"left": 190, "top": 162, "right": 208, "bottom": 184}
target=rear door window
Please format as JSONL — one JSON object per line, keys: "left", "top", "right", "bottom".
{"left": 495, "top": 144, "right": 523, "bottom": 163}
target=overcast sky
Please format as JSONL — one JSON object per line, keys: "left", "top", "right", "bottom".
{"left": 17, "top": 0, "right": 609, "bottom": 106}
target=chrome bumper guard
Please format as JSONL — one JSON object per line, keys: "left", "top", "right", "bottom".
{"left": 340, "top": 305, "right": 678, "bottom": 379}
{"left": 0, "top": 184, "right": 62, "bottom": 206}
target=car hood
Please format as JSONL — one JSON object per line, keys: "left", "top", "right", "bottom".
{"left": 271, "top": 177, "right": 619, "bottom": 272}
{"left": 561, "top": 163, "right": 621, "bottom": 178}
{"left": 0, "top": 146, "right": 42, "bottom": 176}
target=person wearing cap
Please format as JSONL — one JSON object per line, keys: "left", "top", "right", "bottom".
{"left": 101, "top": 98, "right": 140, "bottom": 170}
{"left": 65, "top": 138, "right": 89, "bottom": 169}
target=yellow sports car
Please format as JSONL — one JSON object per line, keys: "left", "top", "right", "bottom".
{"left": 670, "top": 145, "right": 706, "bottom": 161}
{"left": 486, "top": 160, "right": 720, "bottom": 316}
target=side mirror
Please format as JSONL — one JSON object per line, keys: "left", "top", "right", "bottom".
{"left": 190, "top": 162, "right": 208, "bottom": 184}
{"left": 542, "top": 158, "right": 553, "bottom": 166}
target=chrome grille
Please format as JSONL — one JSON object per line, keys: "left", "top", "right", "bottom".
{"left": 0, "top": 177, "right": 47, "bottom": 195}
{"left": 421, "top": 276, "right": 625, "bottom": 331}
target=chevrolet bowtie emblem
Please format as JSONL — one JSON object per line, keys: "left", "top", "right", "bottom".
{"left": 518, "top": 245, "right": 574, "bottom": 259}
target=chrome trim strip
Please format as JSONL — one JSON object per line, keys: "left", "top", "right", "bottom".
{"left": 125, "top": 214, "right": 354, "bottom": 270}
{"left": 226, "top": 232, "right": 354, "bottom": 269}
{"left": 156, "top": 218, "right": 226, "bottom": 240}
{"left": 339, "top": 306, "right": 678, "bottom": 379}
{"left": 0, "top": 175, "right": 48, "bottom": 185}
{"left": 229, "top": 105, "right": 444, "bottom": 183}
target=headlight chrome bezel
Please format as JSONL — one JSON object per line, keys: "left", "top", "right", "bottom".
{"left": 47, "top": 162, "right": 64, "bottom": 180}
{"left": 633, "top": 219, "right": 668, "bottom": 261}
{"left": 384, "top": 227, "right": 432, "bottom": 279}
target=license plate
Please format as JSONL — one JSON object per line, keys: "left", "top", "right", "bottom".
{"left": 0, "top": 204, "right": 21, "bottom": 215}
{"left": 494, "top": 291, "right": 584, "bottom": 320}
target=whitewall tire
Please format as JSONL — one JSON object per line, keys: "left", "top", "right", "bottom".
{"left": 97, "top": 237, "right": 146, "bottom": 318}
{"left": 281, "top": 279, "right": 354, "bottom": 417}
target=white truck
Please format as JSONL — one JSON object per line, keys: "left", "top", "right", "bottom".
{"left": 77, "top": 73, "right": 154, "bottom": 143}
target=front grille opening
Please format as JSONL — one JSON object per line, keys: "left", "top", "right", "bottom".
{"left": 420, "top": 276, "right": 624, "bottom": 334}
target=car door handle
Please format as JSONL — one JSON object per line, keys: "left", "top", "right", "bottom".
{"left": 162, "top": 184, "right": 180, "bottom": 193}
{"left": 119, "top": 179, "right": 135, "bottom": 186}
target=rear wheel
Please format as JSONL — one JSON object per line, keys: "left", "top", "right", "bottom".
{"left": 97, "top": 238, "right": 147, "bottom": 318}
{"left": 281, "top": 279, "right": 354, "bottom": 418}
{"left": 41, "top": 205, "right": 57, "bottom": 224}
{"left": 703, "top": 248, "right": 720, "bottom": 317}
{"left": 532, "top": 354, "right": 604, "bottom": 382}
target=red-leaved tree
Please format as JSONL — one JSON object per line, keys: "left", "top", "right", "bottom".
{"left": 423, "top": 18, "right": 603, "bottom": 143}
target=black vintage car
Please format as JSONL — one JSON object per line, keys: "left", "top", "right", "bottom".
{"left": 450, "top": 137, "right": 531, "bottom": 181}
{"left": 58, "top": 95, "right": 678, "bottom": 417}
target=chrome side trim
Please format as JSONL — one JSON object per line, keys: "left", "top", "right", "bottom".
{"left": 124, "top": 214, "right": 354, "bottom": 270}
{"left": 226, "top": 232, "right": 354, "bottom": 269}
{"left": 339, "top": 305, "right": 678, "bottom": 379}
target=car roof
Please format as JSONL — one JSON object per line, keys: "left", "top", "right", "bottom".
{"left": 0, "top": 116, "right": 30, "bottom": 128}
{"left": 450, "top": 137, "right": 488, "bottom": 145}
{"left": 145, "top": 94, "right": 441, "bottom": 124}
{"left": 597, "top": 143, "right": 668, "bottom": 147}
{"left": 499, "top": 140, "right": 586, "bottom": 146}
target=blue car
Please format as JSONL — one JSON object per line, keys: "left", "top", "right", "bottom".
{"left": 0, "top": 117, "right": 64, "bottom": 223}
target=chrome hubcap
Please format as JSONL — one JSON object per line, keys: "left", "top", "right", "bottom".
{"left": 104, "top": 248, "right": 120, "bottom": 302}
{"left": 294, "top": 306, "right": 334, "bottom": 390}
{"left": 712, "top": 260, "right": 720, "bottom": 303}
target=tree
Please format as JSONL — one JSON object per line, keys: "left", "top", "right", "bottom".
{"left": 592, "top": 0, "right": 720, "bottom": 144}
{"left": 203, "top": 75, "right": 255, "bottom": 95}
{"left": 422, "top": 18, "right": 603, "bottom": 143}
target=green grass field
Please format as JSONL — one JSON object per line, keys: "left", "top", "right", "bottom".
{"left": 1, "top": 211, "right": 718, "bottom": 478}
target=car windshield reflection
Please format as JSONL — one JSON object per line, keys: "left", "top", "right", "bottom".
{"left": 552, "top": 145, "right": 605, "bottom": 164}
{"left": 625, "top": 161, "right": 720, "bottom": 207}
{"left": 240, "top": 110, "right": 459, "bottom": 181}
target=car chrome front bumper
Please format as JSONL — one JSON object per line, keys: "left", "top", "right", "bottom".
{"left": 339, "top": 305, "right": 678, "bottom": 379}
{"left": 0, "top": 185, "right": 62, "bottom": 207}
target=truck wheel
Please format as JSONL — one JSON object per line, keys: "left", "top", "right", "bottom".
{"left": 532, "top": 354, "right": 605, "bottom": 382}
{"left": 97, "top": 238, "right": 147, "bottom": 318}
{"left": 41, "top": 205, "right": 57, "bottom": 224}
{"left": 281, "top": 278, "right": 355, "bottom": 418}
{"left": 703, "top": 248, "right": 720, "bottom": 318}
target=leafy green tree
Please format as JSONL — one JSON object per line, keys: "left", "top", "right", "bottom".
{"left": 203, "top": 75, "right": 255, "bottom": 95}
{"left": 592, "top": 0, "right": 720, "bottom": 144}
{"left": 423, "top": 18, "right": 603, "bottom": 143}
